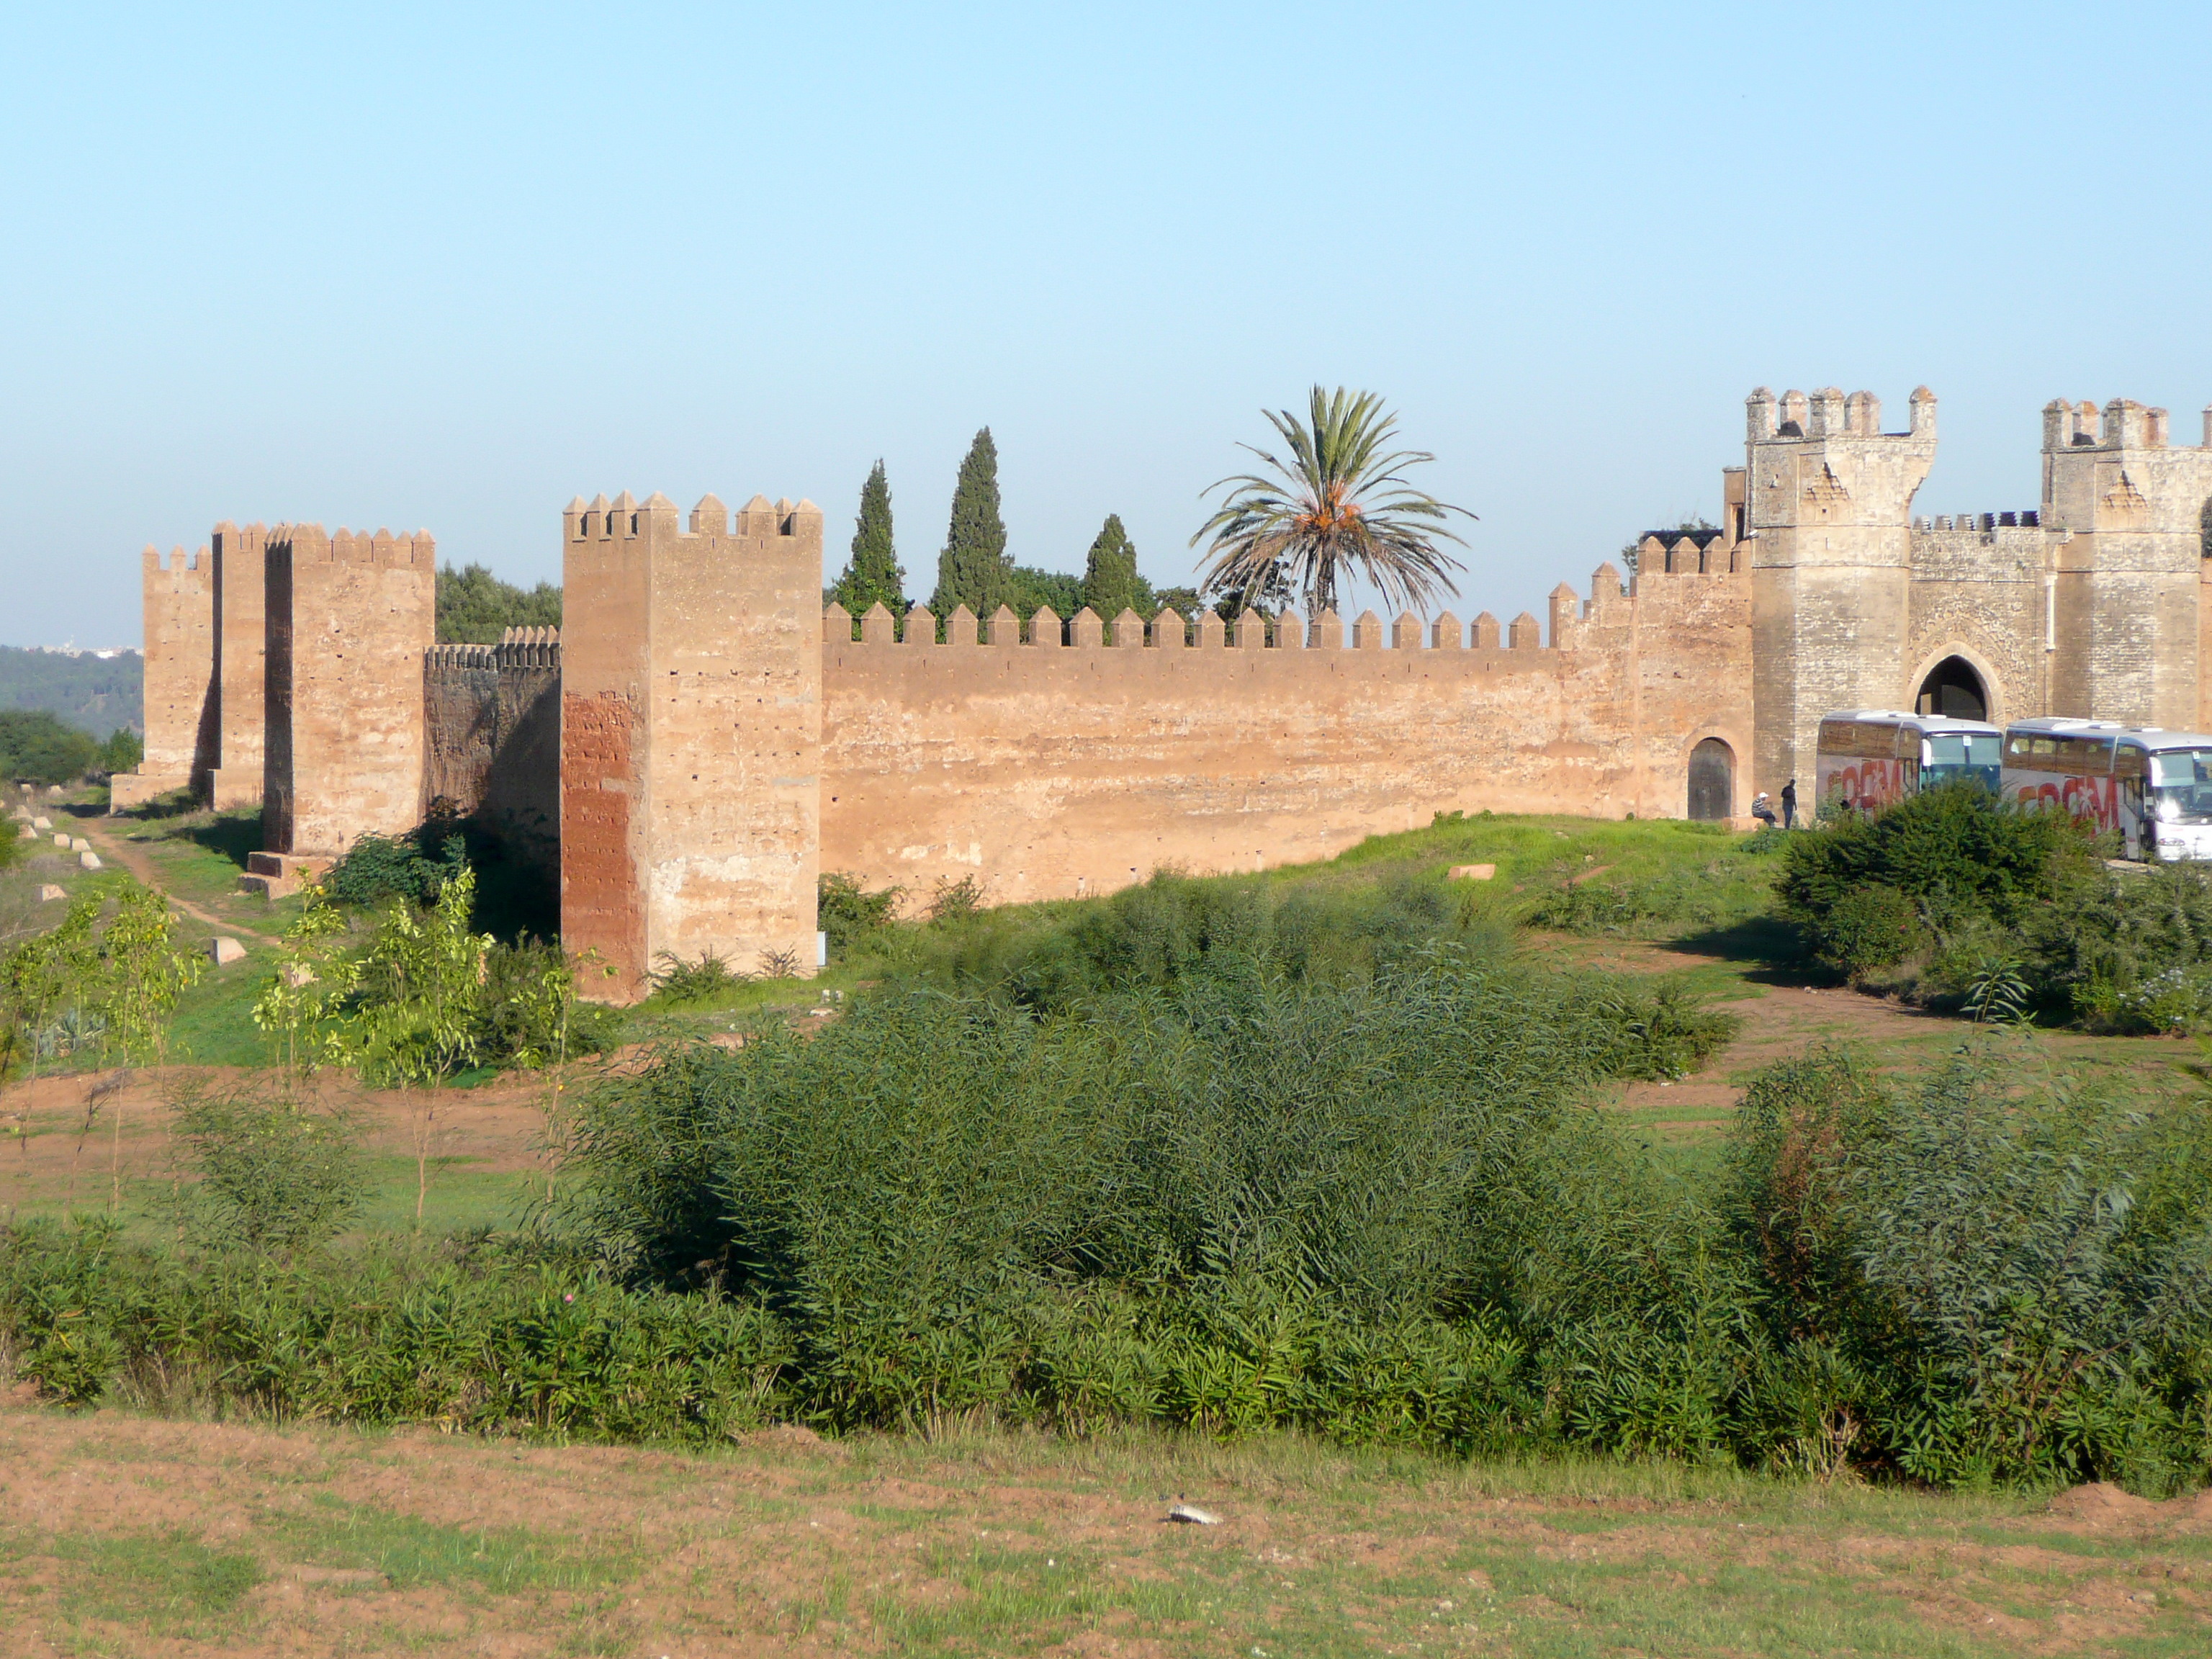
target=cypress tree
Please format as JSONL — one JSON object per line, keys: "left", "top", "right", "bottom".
{"left": 930, "top": 428, "right": 1011, "bottom": 624}
{"left": 1079, "top": 513, "right": 1151, "bottom": 621}
{"left": 830, "top": 460, "right": 904, "bottom": 631}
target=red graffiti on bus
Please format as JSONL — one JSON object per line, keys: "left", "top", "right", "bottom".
{"left": 1816, "top": 757, "right": 1907, "bottom": 812}
{"left": 2004, "top": 772, "right": 2119, "bottom": 833}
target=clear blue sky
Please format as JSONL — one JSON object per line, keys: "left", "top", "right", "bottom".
{"left": 5, "top": 1, "right": 2209, "bottom": 647}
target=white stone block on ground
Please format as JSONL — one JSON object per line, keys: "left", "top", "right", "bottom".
{"left": 78, "top": 850, "right": 102, "bottom": 869}
{"left": 37, "top": 884, "right": 65, "bottom": 902}
{"left": 15, "top": 827, "right": 34, "bottom": 842}
{"left": 32, "top": 816, "right": 51, "bottom": 830}
{"left": 1449, "top": 863, "right": 1498, "bottom": 881}
{"left": 208, "top": 937, "right": 246, "bottom": 966}
{"left": 53, "top": 833, "right": 70, "bottom": 848}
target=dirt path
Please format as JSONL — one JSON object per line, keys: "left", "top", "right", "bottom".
{"left": 73, "top": 815, "right": 279, "bottom": 947}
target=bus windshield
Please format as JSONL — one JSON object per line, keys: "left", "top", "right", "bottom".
{"left": 1925, "top": 732, "right": 2001, "bottom": 786}
{"left": 2150, "top": 750, "right": 2212, "bottom": 825}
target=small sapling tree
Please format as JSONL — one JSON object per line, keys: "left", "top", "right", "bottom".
{"left": 90, "top": 884, "right": 201, "bottom": 1209}
{"left": 318, "top": 866, "right": 493, "bottom": 1228}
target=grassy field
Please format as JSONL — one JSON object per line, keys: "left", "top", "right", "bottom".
{"left": 1, "top": 1407, "right": 2206, "bottom": 1657}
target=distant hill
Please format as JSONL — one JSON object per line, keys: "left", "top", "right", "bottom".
{"left": 0, "top": 647, "right": 144, "bottom": 735}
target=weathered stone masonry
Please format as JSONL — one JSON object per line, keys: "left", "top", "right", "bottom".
{"left": 115, "top": 383, "right": 2212, "bottom": 1005}
{"left": 559, "top": 491, "right": 824, "bottom": 1001}
{"left": 423, "top": 628, "right": 562, "bottom": 876}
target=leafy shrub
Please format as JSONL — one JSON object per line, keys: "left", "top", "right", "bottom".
{"left": 1779, "top": 783, "right": 2082, "bottom": 949}
{"left": 1810, "top": 884, "right": 1923, "bottom": 978}
{"left": 1722, "top": 1044, "right": 2212, "bottom": 1492}
{"left": 324, "top": 827, "right": 464, "bottom": 909}
{"left": 817, "top": 872, "right": 901, "bottom": 958}
{"left": 927, "top": 874, "right": 986, "bottom": 923}
{"left": 554, "top": 954, "right": 1730, "bottom": 1435}
{"left": 166, "top": 1084, "right": 366, "bottom": 1254}
{"left": 2019, "top": 861, "right": 2212, "bottom": 1032}
{"left": 0, "top": 1221, "right": 793, "bottom": 1434}
{"left": 650, "top": 950, "right": 741, "bottom": 1004}
{"left": 99, "top": 728, "right": 143, "bottom": 774}
{"left": 892, "top": 867, "right": 1511, "bottom": 1009}
{"left": 1527, "top": 860, "right": 1766, "bottom": 937}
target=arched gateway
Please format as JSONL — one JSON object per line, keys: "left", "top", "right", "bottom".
{"left": 1687, "top": 738, "right": 1735, "bottom": 821}
{"left": 1915, "top": 655, "right": 1988, "bottom": 722}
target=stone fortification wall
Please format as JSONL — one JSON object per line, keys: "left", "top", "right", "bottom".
{"left": 1906, "top": 513, "right": 2048, "bottom": 724}
{"left": 561, "top": 492, "right": 824, "bottom": 1001}
{"left": 815, "top": 559, "right": 1750, "bottom": 908}
{"left": 423, "top": 628, "right": 562, "bottom": 875}
{"left": 112, "top": 545, "right": 216, "bottom": 811}
{"left": 262, "top": 526, "right": 436, "bottom": 855}
{"left": 209, "top": 522, "right": 269, "bottom": 808}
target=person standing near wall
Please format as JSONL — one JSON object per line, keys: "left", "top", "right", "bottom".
{"left": 1781, "top": 778, "right": 1797, "bottom": 829}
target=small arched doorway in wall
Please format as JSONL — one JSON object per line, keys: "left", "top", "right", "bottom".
{"left": 1687, "top": 738, "right": 1735, "bottom": 821}
{"left": 1916, "top": 656, "right": 1988, "bottom": 721}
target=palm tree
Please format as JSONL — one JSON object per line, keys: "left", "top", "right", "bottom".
{"left": 1190, "top": 387, "right": 1473, "bottom": 617}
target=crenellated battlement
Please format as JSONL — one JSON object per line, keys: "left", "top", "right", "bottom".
{"left": 495, "top": 625, "right": 559, "bottom": 670}
{"left": 1747, "top": 385, "right": 1936, "bottom": 443}
{"left": 1912, "top": 512, "right": 2043, "bottom": 532}
{"left": 427, "top": 643, "right": 495, "bottom": 670}
{"left": 2041, "top": 397, "right": 2212, "bottom": 453}
{"left": 564, "top": 491, "right": 822, "bottom": 544}
{"left": 824, "top": 559, "right": 1739, "bottom": 667}
{"left": 266, "top": 523, "right": 437, "bottom": 567}
{"left": 143, "top": 544, "right": 210, "bottom": 583}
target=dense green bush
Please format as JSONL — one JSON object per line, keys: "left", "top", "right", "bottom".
{"left": 322, "top": 811, "right": 557, "bottom": 943}
{"left": 550, "top": 956, "right": 1733, "bottom": 1439}
{"left": 817, "top": 871, "right": 902, "bottom": 958}
{"left": 0, "top": 1220, "right": 791, "bottom": 1437}
{"left": 6, "top": 1009, "right": 2206, "bottom": 1488}
{"left": 1722, "top": 1045, "right": 2212, "bottom": 1491}
{"left": 1779, "top": 784, "right": 2087, "bottom": 979}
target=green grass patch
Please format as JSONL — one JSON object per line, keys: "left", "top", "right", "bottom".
{"left": 268, "top": 1492, "right": 630, "bottom": 1596}
{"left": 42, "top": 1525, "right": 264, "bottom": 1633}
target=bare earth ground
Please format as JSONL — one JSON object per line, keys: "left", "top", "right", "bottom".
{"left": 4, "top": 1402, "right": 2212, "bottom": 1658}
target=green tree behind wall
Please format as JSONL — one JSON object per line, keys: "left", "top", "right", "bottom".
{"left": 436, "top": 564, "right": 562, "bottom": 644}
{"left": 830, "top": 461, "right": 906, "bottom": 631}
{"left": 929, "top": 428, "right": 1012, "bottom": 626}
{"left": 1078, "top": 513, "right": 1154, "bottom": 621}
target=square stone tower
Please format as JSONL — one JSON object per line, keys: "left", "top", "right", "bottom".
{"left": 560, "top": 490, "right": 824, "bottom": 1002}
{"left": 261, "top": 526, "right": 436, "bottom": 855}
{"left": 112, "top": 545, "right": 217, "bottom": 810}
{"left": 1746, "top": 385, "right": 1938, "bottom": 791}
{"left": 209, "top": 521, "right": 269, "bottom": 809}
{"left": 2041, "top": 398, "right": 2212, "bottom": 728}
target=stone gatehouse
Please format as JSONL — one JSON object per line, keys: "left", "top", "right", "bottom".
{"left": 112, "top": 385, "right": 2212, "bottom": 999}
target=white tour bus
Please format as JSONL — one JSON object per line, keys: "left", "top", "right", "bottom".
{"left": 1997, "top": 719, "right": 2149, "bottom": 856}
{"left": 2132, "top": 732, "right": 2212, "bottom": 862}
{"left": 1814, "top": 710, "right": 2003, "bottom": 814}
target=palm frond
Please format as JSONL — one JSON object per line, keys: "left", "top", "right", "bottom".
{"left": 1190, "top": 387, "right": 1474, "bottom": 616}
